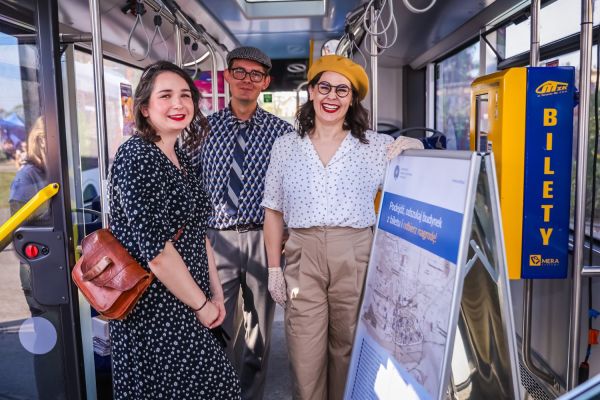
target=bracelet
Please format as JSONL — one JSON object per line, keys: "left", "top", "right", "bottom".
{"left": 192, "top": 297, "right": 209, "bottom": 312}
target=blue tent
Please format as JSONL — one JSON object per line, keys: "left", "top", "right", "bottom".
{"left": 0, "top": 113, "right": 26, "bottom": 144}
{"left": 5, "top": 113, "right": 24, "bottom": 127}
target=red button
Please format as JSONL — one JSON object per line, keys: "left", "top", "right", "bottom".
{"left": 24, "top": 244, "right": 39, "bottom": 259}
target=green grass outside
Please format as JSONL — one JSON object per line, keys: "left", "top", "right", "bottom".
{"left": 0, "top": 170, "right": 16, "bottom": 223}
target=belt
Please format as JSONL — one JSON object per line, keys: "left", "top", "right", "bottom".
{"left": 221, "top": 223, "right": 263, "bottom": 233}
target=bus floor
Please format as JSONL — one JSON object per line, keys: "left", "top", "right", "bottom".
{"left": 265, "top": 304, "right": 293, "bottom": 399}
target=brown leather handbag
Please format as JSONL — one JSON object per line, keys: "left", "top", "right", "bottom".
{"left": 71, "top": 229, "right": 154, "bottom": 320}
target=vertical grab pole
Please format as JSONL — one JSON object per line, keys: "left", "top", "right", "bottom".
{"left": 88, "top": 0, "right": 110, "bottom": 228}
{"left": 201, "top": 33, "right": 227, "bottom": 110}
{"left": 174, "top": 23, "right": 183, "bottom": 67}
{"left": 521, "top": 0, "right": 557, "bottom": 387}
{"left": 370, "top": 6, "right": 378, "bottom": 131}
{"left": 205, "top": 41, "right": 219, "bottom": 112}
{"left": 221, "top": 50, "right": 230, "bottom": 107}
{"left": 568, "top": 0, "right": 593, "bottom": 389}
{"left": 530, "top": 0, "right": 540, "bottom": 67}
{"left": 478, "top": 28, "right": 486, "bottom": 76}
{"left": 521, "top": 0, "right": 555, "bottom": 386}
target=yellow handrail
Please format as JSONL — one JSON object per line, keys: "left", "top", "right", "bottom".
{"left": 0, "top": 183, "right": 60, "bottom": 247}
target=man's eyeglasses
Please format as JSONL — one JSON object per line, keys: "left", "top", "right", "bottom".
{"left": 316, "top": 81, "right": 351, "bottom": 98}
{"left": 229, "top": 67, "right": 266, "bottom": 83}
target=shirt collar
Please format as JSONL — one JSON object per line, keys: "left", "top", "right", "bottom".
{"left": 300, "top": 132, "right": 359, "bottom": 167}
{"left": 224, "top": 104, "right": 267, "bottom": 130}
{"left": 329, "top": 133, "right": 359, "bottom": 165}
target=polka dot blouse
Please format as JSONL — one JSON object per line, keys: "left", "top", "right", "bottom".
{"left": 261, "top": 130, "right": 393, "bottom": 228}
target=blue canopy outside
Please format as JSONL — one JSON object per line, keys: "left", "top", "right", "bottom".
{"left": 0, "top": 116, "right": 26, "bottom": 146}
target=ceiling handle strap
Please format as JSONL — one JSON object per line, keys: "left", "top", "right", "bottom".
{"left": 127, "top": 0, "right": 150, "bottom": 62}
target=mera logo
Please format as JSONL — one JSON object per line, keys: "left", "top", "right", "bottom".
{"left": 535, "top": 80, "right": 568, "bottom": 96}
{"left": 529, "top": 255, "right": 541, "bottom": 266}
{"left": 528, "top": 254, "right": 560, "bottom": 266}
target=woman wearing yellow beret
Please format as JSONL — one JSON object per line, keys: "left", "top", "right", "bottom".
{"left": 261, "top": 55, "right": 423, "bottom": 400}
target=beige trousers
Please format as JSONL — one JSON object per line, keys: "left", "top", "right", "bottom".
{"left": 284, "top": 226, "right": 373, "bottom": 400}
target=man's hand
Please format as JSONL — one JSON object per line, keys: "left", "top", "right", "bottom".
{"left": 268, "top": 267, "right": 287, "bottom": 307}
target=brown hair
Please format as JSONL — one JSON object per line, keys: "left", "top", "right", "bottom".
{"left": 134, "top": 61, "right": 208, "bottom": 148}
{"left": 295, "top": 72, "right": 370, "bottom": 144}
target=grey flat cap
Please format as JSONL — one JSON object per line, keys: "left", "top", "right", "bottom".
{"left": 227, "top": 46, "right": 272, "bottom": 71}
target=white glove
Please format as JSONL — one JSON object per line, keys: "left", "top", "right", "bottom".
{"left": 386, "top": 136, "right": 424, "bottom": 160}
{"left": 268, "top": 267, "right": 287, "bottom": 307}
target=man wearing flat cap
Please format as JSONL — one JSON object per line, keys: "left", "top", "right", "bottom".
{"left": 188, "top": 46, "right": 294, "bottom": 400}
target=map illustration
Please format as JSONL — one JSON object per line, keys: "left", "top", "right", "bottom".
{"left": 361, "top": 230, "right": 456, "bottom": 397}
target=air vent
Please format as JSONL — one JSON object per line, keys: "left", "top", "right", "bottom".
{"left": 519, "top": 362, "right": 555, "bottom": 400}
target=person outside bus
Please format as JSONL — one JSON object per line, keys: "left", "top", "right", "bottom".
{"left": 262, "top": 55, "right": 423, "bottom": 400}
{"left": 187, "top": 46, "right": 294, "bottom": 400}
{"left": 108, "top": 61, "right": 240, "bottom": 399}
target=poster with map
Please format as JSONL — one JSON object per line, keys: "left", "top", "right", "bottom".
{"left": 344, "top": 153, "right": 476, "bottom": 400}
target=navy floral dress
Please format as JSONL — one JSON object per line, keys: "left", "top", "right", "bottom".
{"left": 108, "top": 135, "right": 240, "bottom": 399}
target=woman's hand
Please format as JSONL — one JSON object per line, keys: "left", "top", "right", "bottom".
{"left": 268, "top": 267, "right": 287, "bottom": 307}
{"left": 209, "top": 295, "right": 226, "bottom": 328}
{"left": 386, "top": 136, "right": 424, "bottom": 160}
{"left": 195, "top": 301, "right": 220, "bottom": 328}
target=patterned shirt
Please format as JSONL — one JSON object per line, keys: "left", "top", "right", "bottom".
{"left": 189, "top": 106, "right": 294, "bottom": 229}
{"left": 261, "top": 130, "right": 393, "bottom": 228}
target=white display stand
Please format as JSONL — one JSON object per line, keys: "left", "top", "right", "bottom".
{"left": 344, "top": 151, "right": 520, "bottom": 400}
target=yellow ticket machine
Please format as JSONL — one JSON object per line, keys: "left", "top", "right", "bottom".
{"left": 470, "top": 67, "right": 575, "bottom": 279}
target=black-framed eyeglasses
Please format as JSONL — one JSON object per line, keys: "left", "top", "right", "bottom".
{"left": 229, "top": 67, "right": 266, "bottom": 83}
{"left": 316, "top": 81, "right": 351, "bottom": 98}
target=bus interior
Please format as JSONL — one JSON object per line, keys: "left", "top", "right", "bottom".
{"left": 0, "top": 0, "right": 598, "bottom": 399}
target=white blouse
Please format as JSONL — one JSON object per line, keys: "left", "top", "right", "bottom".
{"left": 261, "top": 130, "right": 393, "bottom": 228}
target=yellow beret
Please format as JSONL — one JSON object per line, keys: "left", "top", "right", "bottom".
{"left": 307, "top": 55, "right": 369, "bottom": 100}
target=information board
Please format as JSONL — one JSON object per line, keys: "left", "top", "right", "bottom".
{"left": 344, "top": 151, "right": 478, "bottom": 400}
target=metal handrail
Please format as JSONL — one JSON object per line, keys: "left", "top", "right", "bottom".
{"left": 205, "top": 40, "right": 219, "bottom": 111}
{"left": 89, "top": 0, "right": 110, "bottom": 229}
{"left": 568, "top": 0, "right": 594, "bottom": 389}
{"left": 0, "top": 183, "right": 59, "bottom": 250}
{"left": 199, "top": 30, "right": 230, "bottom": 110}
{"left": 520, "top": 0, "right": 556, "bottom": 388}
{"left": 369, "top": 6, "right": 378, "bottom": 131}
{"left": 295, "top": 81, "right": 308, "bottom": 112}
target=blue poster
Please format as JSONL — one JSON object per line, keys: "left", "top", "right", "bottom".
{"left": 521, "top": 67, "right": 575, "bottom": 279}
{"left": 379, "top": 194, "right": 464, "bottom": 264}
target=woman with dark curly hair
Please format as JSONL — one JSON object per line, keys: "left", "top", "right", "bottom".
{"left": 108, "top": 61, "right": 240, "bottom": 399}
{"left": 261, "top": 55, "right": 423, "bottom": 400}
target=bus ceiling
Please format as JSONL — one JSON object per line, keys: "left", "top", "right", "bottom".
{"left": 1, "top": 0, "right": 535, "bottom": 68}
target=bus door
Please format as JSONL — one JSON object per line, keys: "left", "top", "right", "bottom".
{"left": 0, "top": 0, "right": 86, "bottom": 398}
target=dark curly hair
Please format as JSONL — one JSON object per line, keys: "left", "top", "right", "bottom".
{"left": 295, "top": 72, "right": 370, "bottom": 144}
{"left": 133, "top": 61, "right": 209, "bottom": 149}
